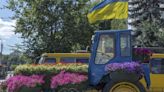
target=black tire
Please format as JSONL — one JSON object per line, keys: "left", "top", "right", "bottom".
{"left": 103, "top": 80, "right": 146, "bottom": 92}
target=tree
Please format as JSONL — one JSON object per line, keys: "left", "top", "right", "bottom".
{"left": 8, "top": 44, "right": 32, "bottom": 64}
{"left": 7, "top": 0, "right": 96, "bottom": 58}
{"left": 129, "top": 0, "right": 164, "bottom": 27}
{"left": 128, "top": 0, "right": 164, "bottom": 46}
{"left": 135, "top": 21, "right": 164, "bottom": 47}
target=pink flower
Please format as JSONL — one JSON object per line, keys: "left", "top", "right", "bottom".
{"left": 6, "top": 75, "right": 44, "bottom": 92}
{"left": 51, "top": 71, "right": 87, "bottom": 89}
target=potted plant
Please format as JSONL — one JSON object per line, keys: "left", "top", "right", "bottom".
{"left": 105, "top": 62, "right": 143, "bottom": 81}
{"left": 133, "top": 48, "right": 153, "bottom": 63}
{"left": 6, "top": 75, "right": 44, "bottom": 92}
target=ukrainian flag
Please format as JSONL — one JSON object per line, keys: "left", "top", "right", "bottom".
{"left": 87, "top": 0, "right": 128, "bottom": 24}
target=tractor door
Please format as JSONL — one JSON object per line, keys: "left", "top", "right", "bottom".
{"left": 88, "top": 30, "right": 132, "bottom": 85}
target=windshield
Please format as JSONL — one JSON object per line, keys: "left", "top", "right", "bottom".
{"left": 95, "top": 34, "right": 115, "bottom": 64}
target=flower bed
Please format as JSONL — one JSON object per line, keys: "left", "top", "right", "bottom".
{"left": 14, "top": 63, "right": 88, "bottom": 76}
{"left": 5, "top": 63, "right": 88, "bottom": 91}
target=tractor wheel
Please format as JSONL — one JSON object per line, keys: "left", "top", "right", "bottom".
{"left": 103, "top": 80, "right": 146, "bottom": 92}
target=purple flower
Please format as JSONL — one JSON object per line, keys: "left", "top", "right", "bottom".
{"left": 134, "top": 48, "right": 153, "bottom": 63}
{"left": 105, "top": 62, "right": 143, "bottom": 76}
{"left": 134, "top": 48, "right": 152, "bottom": 55}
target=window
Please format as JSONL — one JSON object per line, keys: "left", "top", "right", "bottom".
{"left": 150, "top": 59, "right": 164, "bottom": 74}
{"left": 44, "top": 58, "right": 56, "bottom": 63}
{"left": 76, "top": 58, "right": 89, "bottom": 63}
{"left": 120, "top": 33, "right": 131, "bottom": 56}
{"left": 95, "top": 34, "right": 115, "bottom": 64}
{"left": 39, "top": 57, "right": 45, "bottom": 64}
{"left": 60, "top": 57, "right": 76, "bottom": 63}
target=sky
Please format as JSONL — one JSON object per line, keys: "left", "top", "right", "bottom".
{"left": 0, "top": 0, "right": 22, "bottom": 55}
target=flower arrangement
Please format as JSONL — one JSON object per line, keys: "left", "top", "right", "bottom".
{"left": 105, "top": 62, "right": 143, "bottom": 77}
{"left": 6, "top": 75, "right": 44, "bottom": 92}
{"left": 14, "top": 63, "right": 88, "bottom": 76}
{"left": 12, "top": 63, "right": 88, "bottom": 91}
{"left": 51, "top": 71, "right": 88, "bottom": 89}
{"left": 133, "top": 48, "right": 153, "bottom": 63}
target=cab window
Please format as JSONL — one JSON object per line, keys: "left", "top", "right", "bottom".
{"left": 95, "top": 34, "right": 115, "bottom": 64}
{"left": 45, "top": 58, "right": 56, "bottom": 63}
{"left": 60, "top": 57, "right": 76, "bottom": 63}
{"left": 150, "top": 59, "right": 164, "bottom": 74}
{"left": 120, "top": 33, "right": 131, "bottom": 56}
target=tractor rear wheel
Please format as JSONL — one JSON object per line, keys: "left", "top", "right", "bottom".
{"left": 103, "top": 80, "right": 146, "bottom": 92}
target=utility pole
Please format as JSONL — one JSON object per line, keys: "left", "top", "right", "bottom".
{"left": 0, "top": 39, "right": 3, "bottom": 65}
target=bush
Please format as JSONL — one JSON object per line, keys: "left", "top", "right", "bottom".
{"left": 0, "top": 81, "right": 7, "bottom": 92}
{"left": 10, "top": 64, "right": 18, "bottom": 70}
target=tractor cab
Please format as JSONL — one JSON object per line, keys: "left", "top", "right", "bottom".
{"left": 89, "top": 30, "right": 132, "bottom": 85}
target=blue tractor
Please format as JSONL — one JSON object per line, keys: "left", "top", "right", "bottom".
{"left": 88, "top": 30, "right": 150, "bottom": 92}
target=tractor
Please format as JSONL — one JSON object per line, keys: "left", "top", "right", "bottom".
{"left": 88, "top": 30, "right": 150, "bottom": 92}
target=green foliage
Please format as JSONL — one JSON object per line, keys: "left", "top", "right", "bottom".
{"left": 0, "top": 81, "right": 7, "bottom": 92}
{"left": 158, "top": 29, "right": 164, "bottom": 46}
{"left": 129, "top": 0, "right": 164, "bottom": 27}
{"left": 129, "top": 0, "right": 164, "bottom": 46}
{"left": 10, "top": 64, "right": 18, "bottom": 70}
{"left": 14, "top": 63, "right": 88, "bottom": 76}
{"left": 56, "top": 81, "right": 88, "bottom": 92}
{"left": 16, "top": 86, "right": 42, "bottom": 92}
{"left": 136, "top": 21, "right": 164, "bottom": 47}
{"left": 1, "top": 48, "right": 32, "bottom": 70}
{"left": 111, "top": 19, "right": 127, "bottom": 30}
{"left": 7, "top": 0, "right": 96, "bottom": 58}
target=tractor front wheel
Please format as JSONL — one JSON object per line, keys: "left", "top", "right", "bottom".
{"left": 103, "top": 80, "right": 146, "bottom": 92}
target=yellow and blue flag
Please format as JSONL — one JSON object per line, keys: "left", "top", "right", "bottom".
{"left": 87, "top": 0, "right": 128, "bottom": 23}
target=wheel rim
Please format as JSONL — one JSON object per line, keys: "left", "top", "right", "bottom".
{"left": 110, "top": 82, "right": 140, "bottom": 92}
